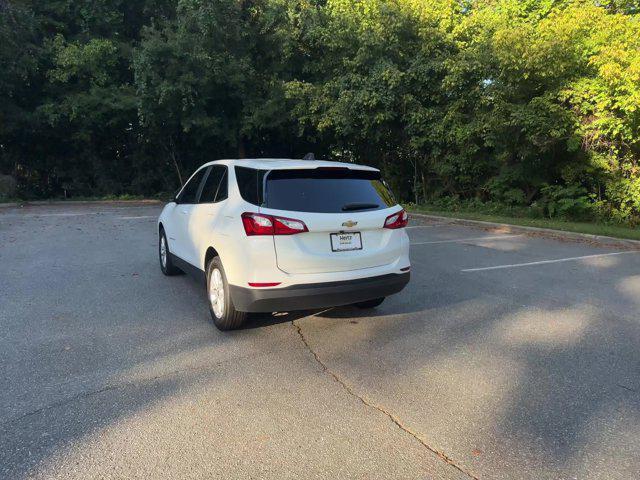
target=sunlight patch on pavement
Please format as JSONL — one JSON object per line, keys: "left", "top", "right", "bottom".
{"left": 499, "top": 307, "right": 593, "bottom": 347}
{"left": 617, "top": 275, "right": 640, "bottom": 305}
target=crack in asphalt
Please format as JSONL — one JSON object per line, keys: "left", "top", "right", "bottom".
{"left": 292, "top": 319, "right": 479, "bottom": 480}
{"left": 618, "top": 384, "right": 638, "bottom": 394}
{"left": 1, "top": 383, "right": 124, "bottom": 428}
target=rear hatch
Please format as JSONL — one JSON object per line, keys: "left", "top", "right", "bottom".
{"left": 261, "top": 167, "right": 404, "bottom": 274}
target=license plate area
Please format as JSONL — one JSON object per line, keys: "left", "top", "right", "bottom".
{"left": 330, "top": 232, "right": 362, "bottom": 252}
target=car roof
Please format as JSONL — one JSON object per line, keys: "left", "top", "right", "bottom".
{"left": 201, "top": 158, "right": 379, "bottom": 172}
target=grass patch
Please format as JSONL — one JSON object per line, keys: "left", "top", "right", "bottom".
{"left": 0, "top": 193, "right": 172, "bottom": 205}
{"left": 407, "top": 204, "right": 640, "bottom": 242}
{"left": 57, "top": 193, "right": 171, "bottom": 202}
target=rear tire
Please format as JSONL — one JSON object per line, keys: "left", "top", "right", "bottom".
{"left": 206, "top": 256, "right": 247, "bottom": 330}
{"left": 159, "top": 229, "right": 181, "bottom": 276}
{"left": 354, "top": 297, "right": 385, "bottom": 309}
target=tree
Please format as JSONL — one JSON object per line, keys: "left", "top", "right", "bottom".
{"left": 1, "top": 0, "right": 639, "bottom": 223}
{"left": 134, "top": 0, "right": 310, "bottom": 186}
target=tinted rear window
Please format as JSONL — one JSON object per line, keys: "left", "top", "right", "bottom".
{"left": 177, "top": 168, "right": 207, "bottom": 204}
{"left": 199, "top": 165, "right": 227, "bottom": 203}
{"left": 264, "top": 168, "right": 395, "bottom": 213}
{"left": 235, "top": 166, "right": 266, "bottom": 206}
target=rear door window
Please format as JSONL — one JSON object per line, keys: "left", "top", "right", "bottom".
{"left": 264, "top": 168, "right": 395, "bottom": 213}
{"left": 177, "top": 168, "right": 208, "bottom": 204}
{"left": 199, "top": 165, "right": 227, "bottom": 203}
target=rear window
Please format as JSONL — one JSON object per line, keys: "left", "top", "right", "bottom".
{"left": 263, "top": 168, "right": 395, "bottom": 213}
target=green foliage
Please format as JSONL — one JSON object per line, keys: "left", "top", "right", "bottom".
{"left": 0, "top": 0, "right": 639, "bottom": 224}
{"left": 408, "top": 203, "right": 640, "bottom": 241}
{"left": 134, "top": 0, "right": 316, "bottom": 185}
{"left": 0, "top": 1, "right": 39, "bottom": 177}
{"left": 538, "top": 184, "right": 593, "bottom": 220}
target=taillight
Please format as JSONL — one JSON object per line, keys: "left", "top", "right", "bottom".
{"left": 273, "top": 216, "right": 308, "bottom": 235}
{"left": 241, "top": 212, "right": 308, "bottom": 236}
{"left": 384, "top": 209, "right": 409, "bottom": 229}
{"left": 241, "top": 213, "right": 274, "bottom": 235}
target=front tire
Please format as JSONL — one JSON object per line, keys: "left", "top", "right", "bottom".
{"left": 354, "top": 297, "right": 385, "bottom": 309}
{"left": 159, "top": 229, "right": 181, "bottom": 276}
{"left": 206, "top": 256, "right": 247, "bottom": 330}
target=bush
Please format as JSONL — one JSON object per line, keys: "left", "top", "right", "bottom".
{"left": 423, "top": 196, "right": 543, "bottom": 219}
{"left": 538, "top": 184, "right": 593, "bottom": 221}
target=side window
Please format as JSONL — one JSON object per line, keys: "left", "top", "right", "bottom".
{"left": 199, "top": 166, "right": 227, "bottom": 203}
{"left": 216, "top": 169, "right": 228, "bottom": 201}
{"left": 177, "top": 168, "right": 208, "bottom": 204}
{"left": 235, "top": 166, "right": 266, "bottom": 206}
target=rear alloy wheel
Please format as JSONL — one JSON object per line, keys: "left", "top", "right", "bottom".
{"left": 209, "top": 268, "right": 225, "bottom": 318}
{"left": 206, "top": 256, "right": 247, "bottom": 330}
{"left": 159, "top": 229, "right": 181, "bottom": 276}
{"left": 354, "top": 297, "right": 385, "bottom": 309}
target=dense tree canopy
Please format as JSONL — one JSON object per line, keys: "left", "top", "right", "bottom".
{"left": 1, "top": 0, "right": 639, "bottom": 223}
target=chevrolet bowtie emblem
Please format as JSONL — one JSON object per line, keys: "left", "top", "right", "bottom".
{"left": 342, "top": 220, "right": 358, "bottom": 228}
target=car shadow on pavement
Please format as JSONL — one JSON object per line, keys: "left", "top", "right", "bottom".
{"left": 242, "top": 306, "right": 392, "bottom": 329}
{"left": 241, "top": 311, "right": 308, "bottom": 329}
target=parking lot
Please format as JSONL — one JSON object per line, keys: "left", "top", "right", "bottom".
{"left": 1, "top": 202, "right": 639, "bottom": 480}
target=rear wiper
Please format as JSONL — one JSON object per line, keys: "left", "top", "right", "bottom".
{"left": 341, "top": 202, "right": 379, "bottom": 211}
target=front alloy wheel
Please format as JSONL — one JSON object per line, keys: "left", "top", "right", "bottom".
{"left": 160, "top": 236, "right": 167, "bottom": 268}
{"left": 159, "top": 229, "right": 180, "bottom": 276}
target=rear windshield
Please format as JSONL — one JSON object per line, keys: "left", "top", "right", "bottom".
{"left": 241, "top": 167, "right": 395, "bottom": 213}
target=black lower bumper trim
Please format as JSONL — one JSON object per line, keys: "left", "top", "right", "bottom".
{"left": 230, "top": 272, "right": 410, "bottom": 313}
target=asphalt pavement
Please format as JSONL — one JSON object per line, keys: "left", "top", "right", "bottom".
{"left": 1, "top": 203, "right": 639, "bottom": 479}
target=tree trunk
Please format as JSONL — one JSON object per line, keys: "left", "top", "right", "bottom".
{"left": 525, "top": 186, "right": 538, "bottom": 204}
{"left": 238, "top": 137, "right": 246, "bottom": 159}
{"left": 413, "top": 158, "right": 419, "bottom": 205}
{"left": 170, "top": 150, "right": 183, "bottom": 186}
{"left": 162, "top": 135, "right": 183, "bottom": 186}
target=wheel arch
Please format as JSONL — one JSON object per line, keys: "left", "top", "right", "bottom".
{"left": 204, "top": 246, "right": 220, "bottom": 271}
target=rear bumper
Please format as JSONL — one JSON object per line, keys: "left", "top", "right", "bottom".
{"left": 229, "top": 272, "right": 410, "bottom": 313}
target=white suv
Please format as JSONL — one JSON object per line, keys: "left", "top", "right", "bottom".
{"left": 158, "top": 158, "right": 410, "bottom": 330}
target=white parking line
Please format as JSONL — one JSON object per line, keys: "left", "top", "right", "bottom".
{"left": 16, "top": 213, "right": 101, "bottom": 217}
{"left": 461, "top": 251, "right": 639, "bottom": 272}
{"left": 406, "top": 224, "right": 448, "bottom": 229}
{"left": 411, "top": 234, "right": 523, "bottom": 245}
{"left": 119, "top": 216, "right": 155, "bottom": 220}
